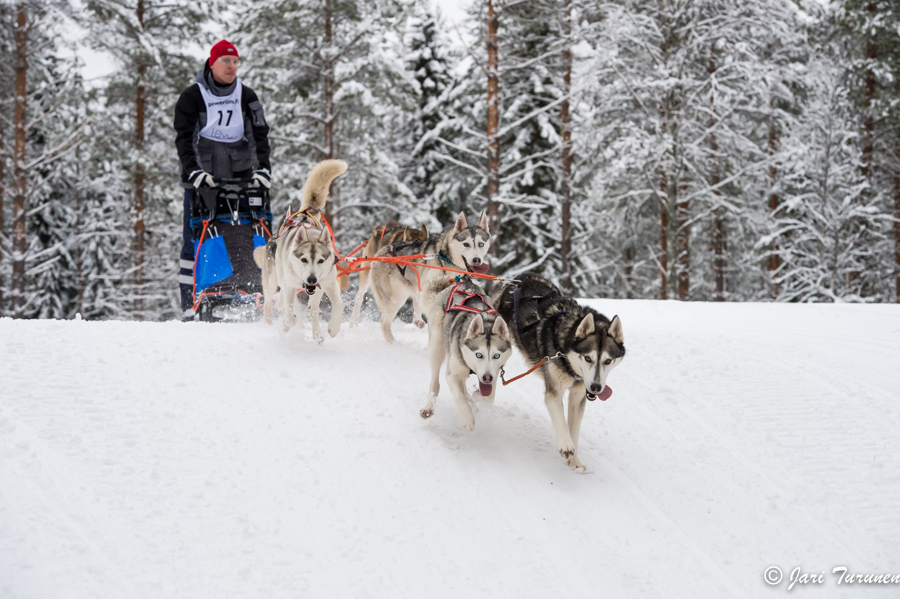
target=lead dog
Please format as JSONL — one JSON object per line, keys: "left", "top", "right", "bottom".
{"left": 254, "top": 160, "right": 347, "bottom": 340}
{"left": 493, "top": 273, "right": 625, "bottom": 471}
{"left": 349, "top": 221, "right": 428, "bottom": 327}
{"left": 420, "top": 277, "right": 512, "bottom": 431}
{"left": 369, "top": 212, "right": 491, "bottom": 344}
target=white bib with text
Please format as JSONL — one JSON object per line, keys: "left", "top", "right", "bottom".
{"left": 197, "top": 80, "right": 244, "bottom": 143}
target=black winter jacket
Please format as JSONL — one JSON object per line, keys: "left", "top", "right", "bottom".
{"left": 174, "top": 61, "right": 271, "bottom": 186}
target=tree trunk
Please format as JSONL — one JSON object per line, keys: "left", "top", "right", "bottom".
{"left": 323, "top": 0, "right": 339, "bottom": 231}
{"left": 767, "top": 95, "right": 779, "bottom": 296}
{"left": 860, "top": 2, "right": 876, "bottom": 191}
{"left": 676, "top": 182, "right": 689, "bottom": 300}
{"left": 0, "top": 111, "right": 5, "bottom": 312}
{"left": 658, "top": 99, "right": 668, "bottom": 300}
{"left": 711, "top": 137, "right": 724, "bottom": 300}
{"left": 133, "top": 0, "right": 146, "bottom": 319}
{"left": 709, "top": 51, "right": 724, "bottom": 301}
{"left": 894, "top": 130, "right": 900, "bottom": 302}
{"left": 624, "top": 247, "right": 634, "bottom": 299}
{"left": 659, "top": 173, "right": 668, "bottom": 300}
{"left": 486, "top": 0, "right": 500, "bottom": 258}
{"left": 559, "top": 0, "right": 572, "bottom": 293}
{"left": 12, "top": 2, "right": 27, "bottom": 318}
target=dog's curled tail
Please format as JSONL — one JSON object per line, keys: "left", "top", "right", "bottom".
{"left": 253, "top": 246, "right": 267, "bottom": 268}
{"left": 301, "top": 159, "right": 348, "bottom": 212}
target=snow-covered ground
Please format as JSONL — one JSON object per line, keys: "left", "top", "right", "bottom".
{"left": 1, "top": 300, "right": 899, "bottom": 598}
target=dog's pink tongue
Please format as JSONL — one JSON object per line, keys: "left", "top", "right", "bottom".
{"left": 596, "top": 385, "right": 613, "bottom": 401}
{"left": 479, "top": 381, "right": 493, "bottom": 397}
{"left": 473, "top": 263, "right": 490, "bottom": 274}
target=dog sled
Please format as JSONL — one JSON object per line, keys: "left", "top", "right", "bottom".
{"left": 191, "top": 177, "right": 273, "bottom": 322}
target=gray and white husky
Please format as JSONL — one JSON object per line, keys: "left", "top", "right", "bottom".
{"left": 253, "top": 160, "right": 347, "bottom": 340}
{"left": 420, "top": 277, "right": 513, "bottom": 431}
{"left": 493, "top": 272, "right": 625, "bottom": 471}
{"left": 370, "top": 212, "right": 491, "bottom": 344}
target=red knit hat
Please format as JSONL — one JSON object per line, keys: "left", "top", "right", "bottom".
{"left": 210, "top": 40, "right": 239, "bottom": 64}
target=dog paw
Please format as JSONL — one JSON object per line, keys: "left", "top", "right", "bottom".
{"left": 567, "top": 455, "right": 587, "bottom": 471}
{"left": 458, "top": 411, "right": 475, "bottom": 431}
{"left": 413, "top": 318, "right": 425, "bottom": 329}
{"left": 420, "top": 408, "right": 434, "bottom": 419}
{"left": 349, "top": 318, "right": 359, "bottom": 328}
{"left": 328, "top": 322, "right": 341, "bottom": 338}
{"left": 558, "top": 444, "right": 576, "bottom": 459}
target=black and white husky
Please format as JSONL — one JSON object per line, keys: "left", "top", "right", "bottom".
{"left": 369, "top": 212, "right": 491, "bottom": 344}
{"left": 420, "top": 277, "right": 512, "bottom": 431}
{"left": 493, "top": 273, "right": 625, "bottom": 471}
{"left": 253, "top": 160, "right": 347, "bottom": 340}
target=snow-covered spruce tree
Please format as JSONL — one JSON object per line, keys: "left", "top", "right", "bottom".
{"left": 235, "top": 0, "right": 420, "bottom": 245}
{"left": 762, "top": 5, "right": 896, "bottom": 303}
{"left": 0, "top": 2, "right": 13, "bottom": 313}
{"left": 66, "top": 110, "right": 132, "bottom": 320}
{"left": 5, "top": 0, "right": 93, "bottom": 318}
{"left": 579, "top": 0, "right": 806, "bottom": 300}
{"left": 23, "top": 53, "right": 90, "bottom": 320}
{"left": 433, "top": 0, "right": 601, "bottom": 290}
{"left": 837, "top": 0, "right": 900, "bottom": 301}
{"left": 401, "top": 2, "right": 460, "bottom": 229}
{"left": 766, "top": 56, "right": 873, "bottom": 302}
{"left": 81, "top": 0, "right": 215, "bottom": 320}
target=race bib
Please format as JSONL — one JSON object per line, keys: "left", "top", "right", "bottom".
{"left": 197, "top": 80, "right": 244, "bottom": 143}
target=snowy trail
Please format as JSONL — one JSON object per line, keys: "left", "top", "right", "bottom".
{"left": 1, "top": 300, "right": 898, "bottom": 598}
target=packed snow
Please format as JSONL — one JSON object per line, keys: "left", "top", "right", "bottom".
{"left": 1, "top": 299, "right": 899, "bottom": 598}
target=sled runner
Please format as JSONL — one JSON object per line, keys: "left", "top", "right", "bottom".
{"left": 191, "top": 177, "right": 272, "bottom": 322}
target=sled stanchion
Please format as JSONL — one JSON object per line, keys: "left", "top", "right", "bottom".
{"left": 191, "top": 220, "right": 211, "bottom": 311}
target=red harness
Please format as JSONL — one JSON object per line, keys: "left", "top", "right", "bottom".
{"left": 445, "top": 281, "right": 498, "bottom": 315}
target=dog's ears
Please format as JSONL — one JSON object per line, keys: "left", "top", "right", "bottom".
{"left": 465, "top": 314, "right": 484, "bottom": 339}
{"left": 609, "top": 315, "right": 624, "bottom": 344}
{"left": 419, "top": 224, "right": 428, "bottom": 240}
{"left": 478, "top": 210, "right": 489, "bottom": 234}
{"left": 454, "top": 212, "right": 468, "bottom": 233}
{"left": 575, "top": 313, "right": 595, "bottom": 339}
{"left": 317, "top": 226, "right": 330, "bottom": 243}
{"left": 492, "top": 315, "right": 509, "bottom": 340}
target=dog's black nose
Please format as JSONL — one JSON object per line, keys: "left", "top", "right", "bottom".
{"left": 589, "top": 383, "right": 603, "bottom": 394}
{"left": 471, "top": 257, "right": 482, "bottom": 265}
{"left": 482, "top": 374, "right": 493, "bottom": 383}
{"left": 307, "top": 275, "right": 317, "bottom": 285}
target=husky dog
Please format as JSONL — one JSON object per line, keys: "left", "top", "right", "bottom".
{"left": 369, "top": 212, "right": 491, "bottom": 344}
{"left": 420, "top": 277, "right": 512, "bottom": 430}
{"left": 348, "top": 221, "right": 428, "bottom": 327}
{"left": 493, "top": 273, "right": 625, "bottom": 470}
{"left": 253, "top": 160, "right": 347, "bottom": 340}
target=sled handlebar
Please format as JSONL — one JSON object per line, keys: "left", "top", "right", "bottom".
{"left": 212, "top": 177, "right": 255, "bottom": 186}
{"left": 213, "top": 176, "right": 253, "bottom": 184}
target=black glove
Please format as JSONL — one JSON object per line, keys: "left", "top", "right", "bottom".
{"left": 251, "top": 169, "right": 271, "bottom": 189}
{"left": 189, "top": 170, "right": 216, "bottom": 188}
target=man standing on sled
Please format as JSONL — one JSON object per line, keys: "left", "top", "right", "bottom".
{"left": 174, "top": 40, "right": 272, "bottom": 321}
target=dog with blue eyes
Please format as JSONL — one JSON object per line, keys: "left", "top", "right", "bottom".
{"left": 419, "top": 276, "right": 512, "bottom": 431}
